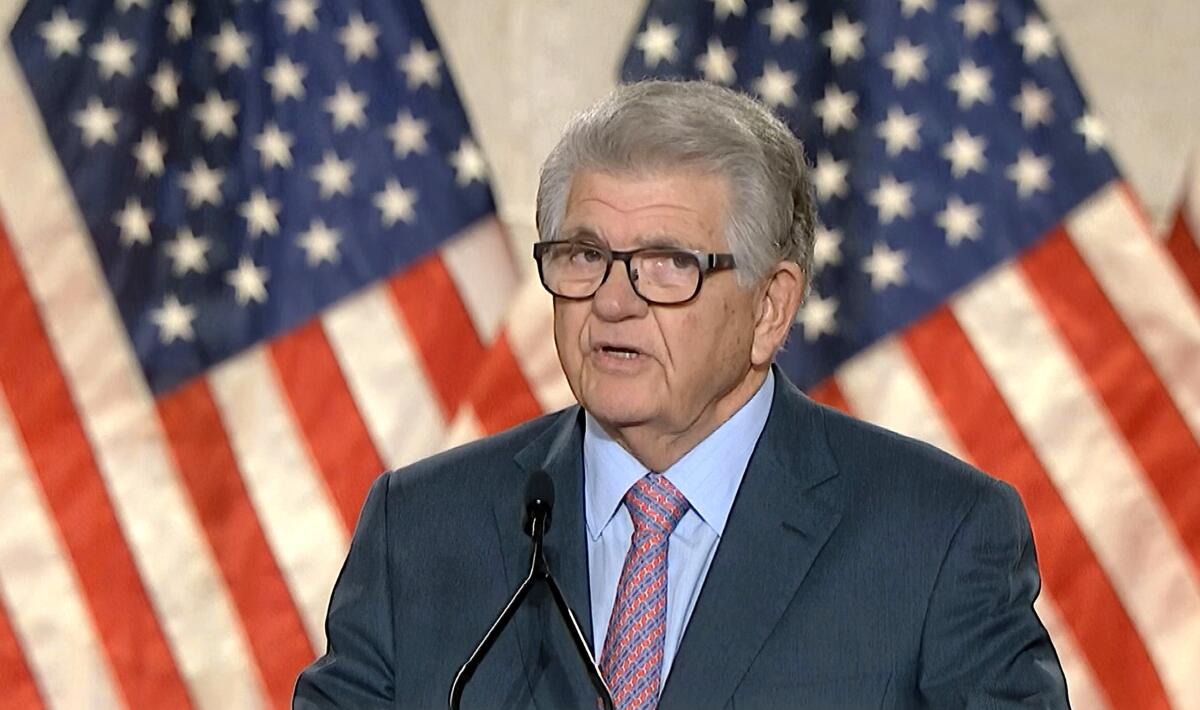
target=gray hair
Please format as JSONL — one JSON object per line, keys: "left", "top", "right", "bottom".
{"left": 535, "top": 80, "right": 816, "bottom": 292}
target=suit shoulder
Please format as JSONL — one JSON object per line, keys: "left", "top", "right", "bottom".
{"left": 380, "top": 407, "right": 575, "bottom": 495}
{"left": 813, "top": 400, "right": 1010, "bottom": 506}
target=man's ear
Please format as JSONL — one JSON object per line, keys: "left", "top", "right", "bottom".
{"left": 750, "top": 261, "right": 804, "bottom": 366}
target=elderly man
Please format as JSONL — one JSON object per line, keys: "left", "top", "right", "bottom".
{"left": 295, "top": 81, "right": 1068, "bottom": 709}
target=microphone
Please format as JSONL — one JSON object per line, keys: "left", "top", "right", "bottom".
{"left": 449, "top": 471, "right": 613, "bottom": 710}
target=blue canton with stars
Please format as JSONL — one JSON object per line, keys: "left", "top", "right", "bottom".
{"left": 621, "top": 0, "right": 1119, "bottom": 389}
{"left": 10, "top": 0, "right": 494, "bottom": 394}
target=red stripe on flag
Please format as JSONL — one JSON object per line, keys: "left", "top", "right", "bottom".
{"left": 0, "top": 595, "right": 43, "bottom": 710}
{"left": 903, "top": 305, "right": 1171, "bottom": 710}
{"left": 388, "top": 255, "right": 487, "bottom": 420}
{"left": 270, "top": 320, "right": 385, "bottom": 529}
{"left": 467, "top": 333, "right": 543, "bottom": 434}
{"left": 807, "top": 377, "right": 851, "bottom": 414}
{"left": 1166, "top": 212, "right": 1200, "bottom": 301}
{"left": 0, "top": 223, "right": 191, "bottom": 708}
{"left": 1022, "top": 228, "right": 1200, "bottom": 567}
{"left": 158, "top": 380, "right": 314, "bottom": 710}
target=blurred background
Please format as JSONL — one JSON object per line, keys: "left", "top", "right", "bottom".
{"left": 0, "top": 0, "right": 1197, "bottom": 708}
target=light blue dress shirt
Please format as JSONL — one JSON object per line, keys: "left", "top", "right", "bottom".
{"left": 584, "top": 369, "right": 775, "bottom": 692}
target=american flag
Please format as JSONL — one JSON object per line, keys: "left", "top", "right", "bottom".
{"left": 1167, "top": 151, "right": 1200, "bottom": 305}
{"left": 606, "top": 0, "right": 1200, "bottom": 707}
{"left": 0, "top": 0, "right": 518, "bottom": 707}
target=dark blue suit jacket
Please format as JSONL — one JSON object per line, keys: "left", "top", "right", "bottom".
{"left": 295, "top": 371, "right": 1069, "bottom": 708}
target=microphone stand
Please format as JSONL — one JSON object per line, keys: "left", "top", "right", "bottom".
{"left": 449, "top": 504, "right": 614, "bottom": 710}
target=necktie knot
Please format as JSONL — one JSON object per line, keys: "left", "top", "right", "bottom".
{"left": 625, "top": 473, "right": 690, "bottom": 538}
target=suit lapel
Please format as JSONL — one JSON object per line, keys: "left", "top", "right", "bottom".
{"left": 494, "top": 408, "right": 597, "bottom": 707}
{"left": 659, "top": 373, "right": 845, "bottom": 709}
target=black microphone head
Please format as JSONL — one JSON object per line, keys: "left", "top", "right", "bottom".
{"left": 524, "top": 470, "right": 554, "bottom": 537}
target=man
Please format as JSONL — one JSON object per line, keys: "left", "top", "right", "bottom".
{"left": 295, "top": 81, "right": 1068, "bottom": 709}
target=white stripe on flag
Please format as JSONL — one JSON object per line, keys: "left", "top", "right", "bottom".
{"left": 441, "top": 217, "right": 518, "bottom": 343}
{"left": 443, "top": 406, "right": 485, "bottom": 451}
{"left": 953, "top": 264, "right": 1200, "bottom": 710}
{"left": 0, "top": 391, "right": 123, "bottom": 710}
{"left": 502, "top": 272, "right": 574, "bottom": 411}
{"left": 322, "top": 283, "right": 446, "bottom": 469}
{"left": 208, "top": 347, "right": 349, "bottom": 652}
{"left": 0, "top": 42, "right": 265, "bottom": 710}
{"left": 1066, "top": 184, "right": 1200, "bottom": 440}
{"left": 1034, "top": 596, "right": 1110, "bottom": 710}
{"left": 834, "top": 336, "right": 966, "bottom": 460}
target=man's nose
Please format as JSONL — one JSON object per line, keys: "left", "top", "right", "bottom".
{"left": 591, "top": 259, "right": 648, "bottom": 320}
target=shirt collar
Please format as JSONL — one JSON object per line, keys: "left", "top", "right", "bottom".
{"left": 583, "top": 369, "right": 775, "bottom": 540}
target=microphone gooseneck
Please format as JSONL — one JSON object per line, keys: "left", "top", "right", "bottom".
{"left": 449, "top": 471, "right": 614, "bottom": 710}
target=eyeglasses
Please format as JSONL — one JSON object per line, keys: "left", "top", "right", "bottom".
{"left": 533, "top": 240, "right": 736, "bottom": 305}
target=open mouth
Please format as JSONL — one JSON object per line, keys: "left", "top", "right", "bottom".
{"left": 597, "top": 345, "right": 642, "bottom": 360}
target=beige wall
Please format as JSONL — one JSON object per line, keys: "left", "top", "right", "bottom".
{"left": 426, "top": 0, "right": 1200, "bottom": 259}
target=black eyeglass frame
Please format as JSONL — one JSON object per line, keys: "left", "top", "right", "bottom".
{"left": 532, "top": 240, "right": 737, "bottom": 305}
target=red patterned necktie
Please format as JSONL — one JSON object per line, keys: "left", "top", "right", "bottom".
{"left": 600, "top": 473, "right": 691, "bottom": 710}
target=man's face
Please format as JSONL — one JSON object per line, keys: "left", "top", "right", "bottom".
{"left": 553, "top": 169, "right": 765, "bottom": 444}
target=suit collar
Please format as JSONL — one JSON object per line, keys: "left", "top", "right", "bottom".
{"left": 496, "top": 407, "right": 598, "bottom": 706}
{"left": 658, "top": 367, "right": 845, "bottom": 709}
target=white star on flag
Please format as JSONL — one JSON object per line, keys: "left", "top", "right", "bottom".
{"left": 814, "top": 83, "right": 858, "bottom": 134}
{"left": 868, "top": 174, "right": 915, "bottom": 224}
{"left": 636, "top": 18, "right": 679, "bottom": 67}
{"left": 696, "top": 39, "right": 737, "bottom": 85}
{"left": 899, "top": 0, "right": 933, "bottom": 17}
{"left": 941, "top": 127, "right": 987, "bottom": 178}
{"left": 298, "top": 219, "right": 343, "bottom": 266}
{"left": 90, "top": 30, "right": 136, "bottom": 80}
{"left": 193, "top": 90, "right": 239, "bottom": 140}
{"left": 1015, "top": 16, "right": 1057, "bottom": 62}
{"left": 876, "top": 106, "right": 922, "bottom": 157}
{"left": 164, "top": 228, "right": 211, "bottom": 275}
{"left": 148, "top": 62, "right": 180, "bottom": 110}
{"left": 821, "top": 13, "right": 865, "bottom": 65}
{"left": 338, "top": 13, "right": 380, "bottom": 62}
{"left": 165, "top": 0, "right": 193, "bottom": 42}
{"left": 954, "top": 0, "right": 997, "bottom": 39}
{"left": 38, "top": 8, "right": 84, "bottom": 58}
{"left": 239, "top": 190, "right": 281, "bottom": 237}
{"left": 882, "top": 38, "right": 928, "bottom": 88}
{"left": 862, "top": 241, "right": 909, "bottom": 291}
{"left": 754, "top": 62, "right": 797, "bottom": 108}
{"left": 449, "top": 138, "right": 488, "bottom": 186}
{"left": 710, "top": 0, "right": 746, "bottom": 21}
{"left": 150, "top": 294, "right": 197, "bottom": 343}
{"left": 117, "top": 0, "right": 150, "bottom": 12}
{"left": 1013, "top": 81, "right": 1053, "bottom": 129}
{"left": 276, "top": 0, "right": 318, "bottom": 34}
{"left": 254, "top": 123, "right": 294, "bottom": 169}
{"left": 324, "top": 82, "right": 368, "bottom": 132}
{"left": 797, "top": 291, "right": 838, "bottom": 341}
{"left": 813, "top": 151, "right": 849, "bottom": 201}
{"left": 180, "top": 159, "right": 225, "bottom": 207}
{"left": 1074, "top": 113, "right": 1106, "bottom": 152}
{"left": 1006, "top": 149, "right": 1053, "bottom": 197}
{"left": 759, "top": 0, "right": 805, "bottom": 43}
{"left": 374, "top": 180, "right": 419, "bottom": 227}
{"left": 947, "top": 59, "right": 993, "bottom": 108}
{"left": 936, "top": 195, "right": 983, "bottom": 246}
{"left": 209, "top": 22, "right": 251, "bottom": 72}
{"left": 388, "top": 111, "right": 430, "bottom": 158}
{"left": 813, "top": 225, "right": 843, "bottom": 270}
{"left": 265, "top": 55, "right": 307, "bottom": 102}
{"left": 113, "top": 197, "right": 153, "bottom": 247}
{"left": 310, "top": 151, "right": 355, "bottom": 199}
{"left": 132, "top": 130, "right": 166, "bottom": 178}
{"left": 399, "top": 40, "right": 442, "bottom": 89}
{"left": 73, "top": 97, "right": 119, "bottom": 147}
{"left": 225, "top": 256, "right": 269, "bottom": 305}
